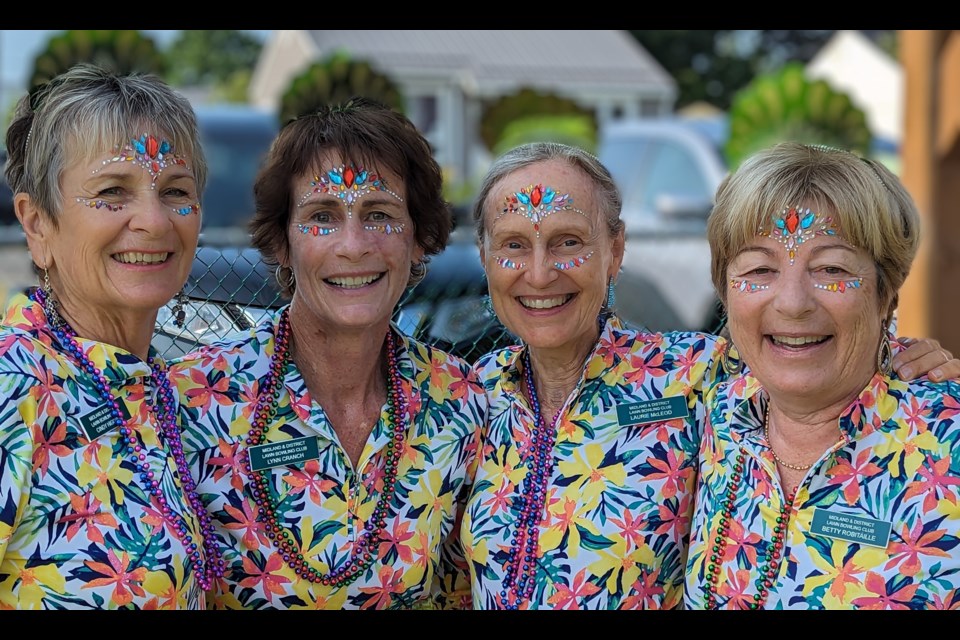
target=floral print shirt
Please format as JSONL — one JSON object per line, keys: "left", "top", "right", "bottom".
{"left": 684, "top": 370, "right": 960, "bottom": 609}
{"left": 168, "top": 308, "right": 485, "bottom": 609}
{"left": 0, "top": 292, "right": 208, "bottom": 609}
{"left": 462, "top": 315, "right": 727, "bottom": 609}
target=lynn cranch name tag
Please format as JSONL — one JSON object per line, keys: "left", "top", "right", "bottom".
{"left": 810, "top": 507, "right": 892, "bottom": 548}
{"left": 616, "top": 396, "right": 689, "bottom": 427}
{"left": 248, "top": 436, "right": 320, "bottom": 472}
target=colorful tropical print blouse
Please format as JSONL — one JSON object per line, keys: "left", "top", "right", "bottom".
{"left": 462, "top": 315, "right": 727, "bottom": 609}
{"left": 0, "top": 292, "right": 208, "bottom": 609}
{"left": 684, "top": 371, "right": 960, "bottom": 609}
{"left": 168, "top": 308, "right": 485, "bottom": 609}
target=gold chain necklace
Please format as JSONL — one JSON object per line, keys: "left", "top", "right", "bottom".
{"left": 763, "top": 408, "right": 816, "bottom": 471}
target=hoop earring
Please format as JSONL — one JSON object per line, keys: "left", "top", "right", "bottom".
{"left": 482, "top": 294, "right": 496, "bottom": 318}
{"left": 171, "top": 288, "right": 188, "bottom": 329}
{"left": 42, "top": 267, "right": 63, "bottom": 330}
{"left": 408, "top": 260, "right": 427, "bottom": 288}
{"left": 721, "top": 340, "right": 743, "bottom": 375}
{"left": 274, "top": 264, "right": 295, "bottom": 290}
{"left": 877, "top": 337, "right": 893, "bottom": 376}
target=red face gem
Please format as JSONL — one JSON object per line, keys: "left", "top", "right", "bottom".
{"left": 146, "top": 135, "right": 160, "bottom": 158}
{"left": 785, "top": 208, "right": 800, "bottom": 233}
{"left": 343, "top": 166, "right": 356, "bottom": 188}
{"left": 531, "top": 185, "right": 543, "bottom": 207}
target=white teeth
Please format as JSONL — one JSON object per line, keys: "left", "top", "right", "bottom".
{"left": 115, "top": 252, "right": 169, "bottom": 264}
{"left": 772, "top": 335, "right": 827, "bottom": 346}
{"left": 519, "top": 295, "right": 570, "bottom": 309}
{"left": 327, "top": 274, "right": 380, "bottom": 288}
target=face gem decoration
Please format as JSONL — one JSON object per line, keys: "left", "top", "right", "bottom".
{"left": 729, "top": 278, "right": 769, "bottom": 293}
{"left": 93, "top": 134, "right": 189, "bottom": 187}
{"left": 497, "top": 183, "right": 587, "bottom": 237}
{"left": 814, "top": 277, "right": 864, "bottom": 293}
{"left": 363, "top": 222, "right": 405, "bottom": 234}
{"left": 296, "top": 164, "right": 404, "bottom": 215}
{"left": 763, "top": 206, "right": 837, "bottom": 265}
{"left": 298, "top": 223, "right": 339, "bottom": 236}
{"left": 554, "top": 251, "right": 595, "bottom": 271}
{"left": 76, "top": 197, "right": 124, "bottom": 212}
{"left": 494, "top": 255, "right": 525, "bottom": 270}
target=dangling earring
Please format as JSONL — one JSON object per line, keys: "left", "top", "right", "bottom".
{"left": 876, "top": 336, "right": 893, "bottom": 376}
{"left": 408, "top": 260, "right": 427, "bottom": 288}
{"left": 605, "top": 277, "right": 616, "bottom": 310}
{"left": 482, "top": 294, "right": 496, "bottom": 317}
{"left": 42, "top": 268, "right": 63, "bottom": 330}
{"left": 171, "top": 288, "right": 188, "bottom": 329}
{"left": 721, "top": 340, "right": 743, "bottom": 375}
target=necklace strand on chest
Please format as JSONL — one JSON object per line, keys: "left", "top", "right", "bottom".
{"left": 243, "top": 307, "right": 407, "bottom": 587}
{"left": 500, "top": 349, "right": 562, "bottom": 609}
{"left": 31, "top": 288, "right": 225, "bottom": 590}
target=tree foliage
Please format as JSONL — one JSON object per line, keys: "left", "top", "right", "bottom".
{"left": 29, "top": 30, "right": 165, "bottom": 91}
{"left": 278, "top": 51, "right": 404, "bottom": 124}
{"left": 480, "top": 88, "right": 597, "bottom": 153}
{"left": 165, "top": 30, "right": 262, "bottom": 89}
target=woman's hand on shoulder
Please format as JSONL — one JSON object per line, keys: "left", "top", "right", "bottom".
{"left": 894, "top": 337, "right": 960, "bottom": 382}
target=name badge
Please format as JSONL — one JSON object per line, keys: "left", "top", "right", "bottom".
{"left": 248, "top": 436, "right": 320, "bottom": 472}
{"left": 79, "top": 401, "right": 132, "bottom": 441}
{"left": 810, "top": 508, "right": 892, "bottom": 548}
{"left": 616, "top": 396, "right": 689, "bottom": 427}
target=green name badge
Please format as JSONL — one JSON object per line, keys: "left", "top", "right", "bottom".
{"left": 616, "top": 396, "right": 689, "bottom": 427}
{"left": 248, "top": 436, "right": 320, "bottom": 472}
{"left": 810, "top": 508, "right": 892, "bottom": 548}
{"left": 79, "top": 401, "right": 132, "bottom": 441}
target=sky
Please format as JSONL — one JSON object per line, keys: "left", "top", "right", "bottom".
{"left": 0, "top": 30, "right": 272, "bottom": 111}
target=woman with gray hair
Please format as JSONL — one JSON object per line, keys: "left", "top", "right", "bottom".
{"left": 685, "top": 142, "right": 960, "bottom": 609}
{"left": 0, "top": 63, "right": 222, "bottom": 609}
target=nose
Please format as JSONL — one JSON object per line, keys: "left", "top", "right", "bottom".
{"left": 129, "top": 191, "right": 175, "bottom": 236}
{"left": 524, "top": 245, "right": 559, "bottom": 288}
{"left": 771, "top": 267, "right": 817, "bottom": 318}
{"left": 333, "top": 216, "right": 372, "bottom": 260}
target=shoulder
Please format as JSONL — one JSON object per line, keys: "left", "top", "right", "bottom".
{"left": 473, "top": 344, "right": 522, "bottom": 379}
{"left": 0, "top": 325, "right": 58, "bottom": 380}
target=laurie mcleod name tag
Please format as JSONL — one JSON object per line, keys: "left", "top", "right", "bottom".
{"left": 810, "top": 508, "right": 892, "bottom": 548}
{"left": 616, "top": 396, "right": 689, "bottom": 427}
{"left": 248, "top": 436, "right": 320, "bottom": 472}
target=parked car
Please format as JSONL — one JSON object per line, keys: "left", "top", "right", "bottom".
{"left": 597, "top": 117, "right": 729, "bottom": 334}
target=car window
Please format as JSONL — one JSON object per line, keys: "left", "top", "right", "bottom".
{"left": 641, "top": 140, "right": 711, "bottom": 210}
{"left": 199, "top": 127, "right": 275, "bottom": 230}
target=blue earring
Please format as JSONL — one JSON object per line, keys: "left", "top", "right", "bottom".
{"left": 482, "top": 294, "right": 496, "bottom": 317}
{"left": 606, "top": 277, "right": 616, "bottom": 310}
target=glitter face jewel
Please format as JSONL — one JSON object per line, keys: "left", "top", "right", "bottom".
{"left": 296, "top": 164, "right": 404, "bottom": 214}
{"left": 76, "top": 197, "right": 124, "bottom": 212}
{"left": 554, "top": 251, "right": 594, "bottom": 271}
{"left": 497, "top": 183, "right": 587, "bottom": 237}
{"left": 363, "top": 222, "right": 405, "bottom": 234}
{"left": 173, "top": 203, "right": 200, "bottom": 216}
{"left": 93, "top": 134, "right": 189, "bottom": 187}
{"left": 763, "top": 206, "right": 837, "bottom": 265}
{"left": 814, "top": 277, "right": 863, "bottom": 293}
{"left": 297, "top": 223, "right": 338, "bottom": 236}
{"left": 729, "top": 278, "right": 769, "bottom": 293}
{"left": 494, "top": 255, "right": 525, "bottom": 270}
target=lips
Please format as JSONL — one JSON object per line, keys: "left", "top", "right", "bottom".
{"left": 326, "top": 273, "right": 383, "bottom": 288}
{"left": 518, "top": 294, "right": 573, "bottom": 309}
{"left": 113, "top": 251, "right": 170, "bottom": 264}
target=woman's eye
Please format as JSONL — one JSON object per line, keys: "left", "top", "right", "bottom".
{"left": 821, "top": 266, "right": 846, "bottom": 275}
{"left": 749, "top": 267, "right": 773, "bottom": 275}
{"left": 311, "top": 211, "right": 333, "bottom": 223}
{"left": 97, "top": 186, "right": 123, "bottom": 197}
{"left": 506, "top": 241, "right": 523, "bottom": 250}
{"left": 162, "top": 188, "right": 190, "bottom": 199}
{"left": 368, "top": 210, "right": 390, "bottom": 222}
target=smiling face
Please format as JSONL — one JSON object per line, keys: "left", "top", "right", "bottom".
{"left": 285, "top": 154, "right": 423, "bottom": 334}
{"left": 480, "top": 158, "right": 624, "bottom": 355}
{"left": 725, "top": 204, "right": 885, "bottom": 408}
{"left": 27, "top": 132, "right": 201, "bottom": 320}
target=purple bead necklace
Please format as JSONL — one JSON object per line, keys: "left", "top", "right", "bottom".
{"left": 31, "top": 287, "right": 225, "bottom": 591}
{"left": 243, "top": 307, "right": 407, "bottom": 586}
{"left": 500, "top": 348, "right": 561, "bottom": 609}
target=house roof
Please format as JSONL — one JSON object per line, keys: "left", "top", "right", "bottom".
{"left": 304, "top": 30, "right": 676, "bottom": 94}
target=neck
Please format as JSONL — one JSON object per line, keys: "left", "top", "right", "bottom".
{"left": 526, "top": 329, "right": 598, "bottom": 412}
{"left": 764, "top": 392, "right": 855, "bottom": 455}
{"left": 41, "top": 288, "right": 157, "bottom": 360}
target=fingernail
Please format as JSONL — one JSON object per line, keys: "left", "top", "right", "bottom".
{"left": 900, "top": 367, "right": 913, "bottom": 379}
{"left": 932, "top": 369, "right": 942, "bottom": 380}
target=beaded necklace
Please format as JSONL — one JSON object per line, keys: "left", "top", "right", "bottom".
{"left": 31, "top": 288, "right": 224, "bottom": 591}
{"left": 243, "top": 307, "right": 407, "bottom": 587}
{"left": 499, "top": 349, "right": 562, "bottom": 609}
{"left": 701, "top": 447, "right": 795, "bottom": 609}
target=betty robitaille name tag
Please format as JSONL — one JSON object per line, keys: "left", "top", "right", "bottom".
{"left": 248, "top": 435, "right": 321, "bottom": 472}
{"left": 616, "top": 396, "right": 689, "bottom": 428}
{"left": 809, "top": 508, "right": 893, "bottom": 549}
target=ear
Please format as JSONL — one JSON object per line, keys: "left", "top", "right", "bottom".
{"left": 15, "top": 193, "right": 52, "bottom": 270}
{"left": 412, "top": 242, "right": 425, "bottom": 265}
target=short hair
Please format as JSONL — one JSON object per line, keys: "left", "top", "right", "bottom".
{"left": 250, "top": 97, "right": 450, "bottom": 298}
{"left": 4, "top": 62, "right": 206, "bottom": 227}
{"left": 708, "top": 142, "right": 920, "bottom": 324}
{"left": 471, "top": 141, "right": 624, "bottom": 244}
